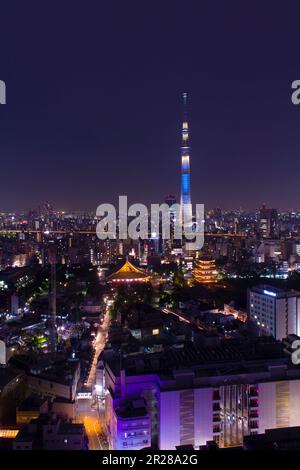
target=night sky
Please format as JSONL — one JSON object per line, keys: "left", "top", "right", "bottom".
{"left": 1, "top": 1, "right": 300, "bottom": 212}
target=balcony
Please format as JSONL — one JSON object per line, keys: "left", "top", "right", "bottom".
{"left": 213, "top": 414, "right": 221, "bottom": 423}
{"left": 249, "top": 387, "right": 259, "bottom": 398}
{"left": 213, "top": 425, "right": 221, "bottom": 434}
{"left": 249, "top": 399, "right": 258, "bottom": 409}
{"left": 213, "top": 403, "right": 221, "bottom": 412}
{"left": 249, "top": 420, "right": 258, "bottom": 430}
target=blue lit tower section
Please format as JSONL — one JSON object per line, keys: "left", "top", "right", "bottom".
{"left": 180, "top": 92, "right": 192, "bottom": 227}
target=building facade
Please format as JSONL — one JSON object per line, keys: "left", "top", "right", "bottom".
{"left": 104, "top": 340, "right": 300, "bottom": 450}
{"left": 107, "top": 398, "right": 151, "bottom": 450}
{"left": 259, "top": 206, "right": 278, "bottom": 238}
{"left": 248, "top": 285, "right": 300, "bottom": 339}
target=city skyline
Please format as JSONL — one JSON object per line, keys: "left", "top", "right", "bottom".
{"left": 3, "top": 1, "right": 300, "bottom": 456}
{"left": 1, "top": 2, "right": 300, "bottom": 212}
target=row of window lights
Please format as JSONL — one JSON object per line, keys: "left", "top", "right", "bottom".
{"left": 252, "top": 314, "right": 272, "bottom": 329}
{"left": 121, "top": 421, "right": 149, "bottom": 429}
{"left": 124, "top": 430, "right": 148, "bottom": 438}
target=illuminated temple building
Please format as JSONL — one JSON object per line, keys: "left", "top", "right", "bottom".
{"left": 107, "top": 260, "right": 151, "bottom": 284}
{"left": 193, "top": 257, "right": 218, "bottom": 285}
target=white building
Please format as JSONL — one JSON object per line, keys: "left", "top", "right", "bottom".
{"left": 0, "top": 339, "right": 19, "bottom": 365}
{"left": 158, "top": 379, "right": 300, "bottom": 449}
{"left": 95, "top": 360, "right": 105, "bottom": 399}
{"left": 248, "top": 285, "right": 300, "bottom": 339}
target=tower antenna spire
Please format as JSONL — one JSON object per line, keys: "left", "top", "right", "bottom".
{"left": 182, "top": 92, "right": 188, "bottom": 127}
{"left": 180, "top": 92, "right": 192, "bottom": 249}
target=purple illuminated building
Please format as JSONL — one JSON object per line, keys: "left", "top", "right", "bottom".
{"left": 104, "top": 338, "right": 300, "bottom": 449}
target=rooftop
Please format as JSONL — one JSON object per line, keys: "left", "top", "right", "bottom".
{"left": 105, "top": 336, "right": 300, "bottom": 388}
{"left": 107, "top": 260, "right": 150, "bottom": 282}
{"left": 10, "top": 354, "right": 79, "bottom": 386}
{"left": 244, "top": 426, "right": 300, "bottom": 450}
{"left": 250, "top": 284, "right": 300, "bottom": 298}
{"left": 58, "top": 423, "right": 84, "bottom": 435}
{"left": 0, "top": 366, "right": 23, "bottom": 391}
{"left": 115, "top": 398, "right": 149, "bottom": 419}
{"left": 18, "top": 394, "right": 48, "bottom": 412}
{"left": 13, "top": 415, "right": 85, "bottom": 445}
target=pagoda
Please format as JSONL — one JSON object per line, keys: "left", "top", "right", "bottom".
{"left": 193, "top": 257, "right": 218, "bottom": 286}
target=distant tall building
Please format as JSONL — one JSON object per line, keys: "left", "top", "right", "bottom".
{"left": 165, "top": 194, "right": 177, "bottom": 226}
{"left": 44, "top": 200, "right": 54, "bottom": 214}
{"left": 163, "top": 195, "right": 177, "bottom": 253}
{"left": 248, "top": 284, "right": 300, "bottom": 339}
{"left": 259, "top": 205, "right": 278, "bottom": 238}
{"left": 180, "top": 93, "right": 192, "bottom": 228}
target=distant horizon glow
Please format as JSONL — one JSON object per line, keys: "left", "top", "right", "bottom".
{"left": 1, "top": 3, "right": 300, "bottom": 212}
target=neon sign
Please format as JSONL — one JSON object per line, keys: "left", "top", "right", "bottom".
{"left": 263, "top": 290, "right": 276, "bottom": 297}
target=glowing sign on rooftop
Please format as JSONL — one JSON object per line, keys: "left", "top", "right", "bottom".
{"left": 263, "top": 289, "right": 276, "bottom": 297}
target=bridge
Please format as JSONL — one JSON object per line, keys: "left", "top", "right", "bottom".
{"left": 0, "top": 229, "right": 247, "bottom": 238}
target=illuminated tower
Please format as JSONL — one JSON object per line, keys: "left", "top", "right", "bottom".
{"left": 180, "top": 92, "right": 192, "bottom": 228}
{"left": 193, "top": 257, "right": 218, "bottom": 286}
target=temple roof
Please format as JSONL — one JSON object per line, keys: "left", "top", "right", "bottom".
{"left": 107, "top": 260, "right": 150, "bottom": 281}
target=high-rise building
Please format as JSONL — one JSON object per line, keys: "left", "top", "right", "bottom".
{"left": 180, "top": 93, "right": 192, "bottom": 230}
{"left": 162, "top": 195, "right": 178, "bottom": 254}
{"left": 259, "top": 205, "right": 278, "bottom": 238}
{"left": 248, "top": 284, "right": 300, "bottom": 339}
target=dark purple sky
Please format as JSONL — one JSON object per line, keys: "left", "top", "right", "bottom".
{"left": 1, "top": 1, "right": 300, "bottom": 212}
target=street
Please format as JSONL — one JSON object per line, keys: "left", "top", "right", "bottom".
{"left": 85, "top": 306, "right": 110, "bottom": 388}
{"left": 76, "top": 397, "right": 102, "bottom": 450}
{"left": 76, "top": 306, "right": 110, "bottom": 450}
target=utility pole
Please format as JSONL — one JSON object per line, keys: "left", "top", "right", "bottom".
{"left": 48, "top": 243, "right": 57, "bottom": 353}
